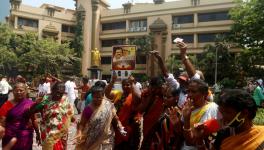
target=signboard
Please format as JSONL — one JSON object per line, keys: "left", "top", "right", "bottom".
{"left": 112, "top": 45, "right": 136, "bottom": 79}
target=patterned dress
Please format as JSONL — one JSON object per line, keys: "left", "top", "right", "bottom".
{"left": 40, "top": 95, "right": 74, "bottom": 150}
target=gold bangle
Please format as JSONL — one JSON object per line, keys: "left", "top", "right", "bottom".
{"left": 183, "top": 126, "right": 191, "bottom": 132}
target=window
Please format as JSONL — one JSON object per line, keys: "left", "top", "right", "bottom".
{"left": 69, "top": 26, "right": 75, "bottom": 33}
{"left": 172, "top": 34, "right": 194, "bottom": 43}
{"left": 198, "top": 33, "right": 229, "bottom": 43}
{"left": 191, "top": 0, "right": 200, "bottom": 6}
{"left": 61, "top": 24, "right": 75, "bottom": 33}
{"left": 198, "top": 11, "right": 230, "bottom": 22}
{"left": 101, "top": 39, "right": 126, "bottom": 47}
{"left": 101, "top": 56, "right": 112, "bottom": 64}
{"left": 17, "top": 17, "right": 38, "bottom": 28}
{"left": 102, "top": 22, "right": 126, "bottom": 31}
{"left": 47, "top": 8, "right": 55, "bottom": 17}
{"left": 172, "top": 15, "right": 194, "bottom": 24}
{"left": 129, "top": 20, "right": 147, "bottom": 32}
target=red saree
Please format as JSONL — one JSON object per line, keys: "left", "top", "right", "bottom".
{"left": 0, "top": 101, "right": 14, "bottom": 117}
{"left": 115, "top": 93, "right": 134, "bottom": 144}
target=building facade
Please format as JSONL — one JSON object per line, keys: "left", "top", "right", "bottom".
{"left": 77, "top": 0, "right": 237, "bottom": 80}
{"left": 8, "top": 1, "right": 76, "bottom": 44}
{"left": 8, "top": 0, "right": 236, "bottom": 79}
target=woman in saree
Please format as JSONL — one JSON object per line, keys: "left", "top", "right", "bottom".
{"left": 75, "top": 86, "right": 125, "bottom": 150}
{"left": 213, "top": 89, "right": 264, "bottom": 150}
{"left": 105, "top": 74, "right": 142, "bottom": 150}
{"left": 168, "top": 79, "right": 220, "bottom": 150}
{"left": 0, "top": 82, "right": 38, "bottom": 150}
{"left": 35, "top": 81, "right": 74, "bottom": 150}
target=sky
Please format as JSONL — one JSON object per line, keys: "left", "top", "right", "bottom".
{"left": 22, "top": 0, "right": 178, "bottom": 9}
{"left": 0, "top": 0, "right": 9, "bottom": 22}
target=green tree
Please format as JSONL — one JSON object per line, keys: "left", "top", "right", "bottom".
{"left": 72, "top": 10, "right": 85, "bottom": 57}
{"left": 165, "top": 54, "right": 181, "bottom": 74}
{"left": 229, "top": 0, "right": 264, "bottom": 78}
{"left": 0, "top": 23, "right": 80, "bottom": 78}
{"left": 198, "top": 36, "right": 239, "bottom": 86}
{"left": 230, "top": 0, "right": 264, "bottom": 49}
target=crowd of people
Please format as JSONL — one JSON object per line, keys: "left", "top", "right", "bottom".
{"left": 0, "top": 40, "right": 263, "bottom": 150}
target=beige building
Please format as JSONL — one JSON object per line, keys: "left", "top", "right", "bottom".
{"left": 8, "top": 0, "right": 237, "bottom": 80}
{"left": 76, "top": 0, "right": 237, "bottom": 80}
{"left": 8, "top": 0, "right": 76, "bottom": 44}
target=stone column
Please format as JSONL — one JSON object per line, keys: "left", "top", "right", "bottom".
{"left": 194, "top": 33, "right": 198, "bottom": 48}
{"left": 14, "top": 16, "right": 18, "bottom": 29}
{"left": 149, "top": 18, "right": 167, "bottom": 77}
{"left": 194, "top": 13, "right": 198, "bottom": 27}
{"left": 77, "top": 1, "right": 92, "bottom": 76}
{"left": 91, "top": 0, "right": 100, "bottom": 49}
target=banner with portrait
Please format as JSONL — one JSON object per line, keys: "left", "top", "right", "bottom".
{"left": 112, "top": 45, "right": 136, "bottom": 79}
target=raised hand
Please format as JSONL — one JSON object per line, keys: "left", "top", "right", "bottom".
{"left": 168, "top": 106, "right": 181, "bottom": 126}
{"left": 182, "top": 99, "right": 193, "bottom": 121}
{"left": 176, "top": 41, "right": 187, "bottom": 55}
{"left": 149, "top": 50, "right": 161, "bottom": 58}
{"left": 128, "top": 75, "right": 135, "bottom": 84}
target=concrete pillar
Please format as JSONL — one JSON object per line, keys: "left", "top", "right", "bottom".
{"left": 77, "top": 0, "right": 92, "bottom": 76}
{"left": 194, "top": 33, "right": 198, "bottom": 48}
{"left": 149, "top": 18, "right": 168, "bottom": 77}
{"left": 92, "top": 0, "right": 100, "bottom": 49}
{"left": 14, "top": 16, "right": 18, "bottom": 29}
{"left": 126, "top": 19, "right": 129, "bottom": 32}
{"left": 194, "top": 13, "right": 198, "bottom": 27}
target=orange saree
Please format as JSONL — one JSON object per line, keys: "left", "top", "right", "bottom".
{"left": 221, "top": 126, "right": 264, "bottom": 150}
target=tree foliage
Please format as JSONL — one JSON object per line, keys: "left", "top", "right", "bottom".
{"left": 72, "top": 10, "right": 85, "bottom": 57}
{"left": 0, "top": 23, "right": 80, "bottom": 78}
{"left": 229, "top": 0, "right": 264, "bottom": 78}
{"left": 129, "top": 33, "right": 154, "bottom": 53}
{"left": 166, "top": 54, "right": 180, "bottom": 73}
{"left": 198, "top": 36, "right": 241, "bottom": 86}
{"left": 230, "top": 0, "right": 264, "bottom": 49}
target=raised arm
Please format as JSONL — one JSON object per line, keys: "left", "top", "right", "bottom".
{"left": 150, "top": 50, "right": 169, "bottom": 78}
{"left": 150, "top": 50, "right": 180, "bottom": 89}
{"left": 105, "top": 73, "right": 117, "bottom": 100}
{"left": 47, "top": 73, "right": 61, "bottom": 82}
{"left": 128, "top": 75, "right": 141, "bottom": 101}
{"left": 176, "top": 41, "right": 196, "bottom": 78}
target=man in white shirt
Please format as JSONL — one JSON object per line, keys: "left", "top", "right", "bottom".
{"left": 43, "top": 80, "right": 51, "bottom": 95}
{"left": 65, "top": 78, "right": 77, "bottom": 106}
{"left": 0, "top": 76, "right": 12, "bottom": 107}
{"left": 37, "top": 78, "right": 46, "bottom": 96}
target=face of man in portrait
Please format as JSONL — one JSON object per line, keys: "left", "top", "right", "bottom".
{"left": 115, "top": 49, "right": 123, "bottom": 60}
{"left": 122, "top": 49, "right": 129, "bottom": 57}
